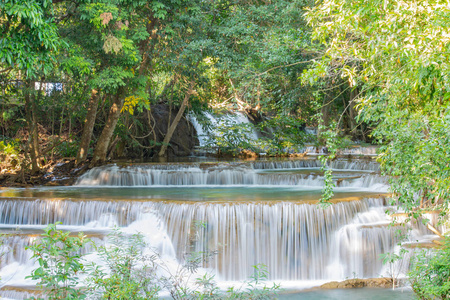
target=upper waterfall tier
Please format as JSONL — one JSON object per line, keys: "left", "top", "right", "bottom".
{"left": 250, "top": 159, "right": 380, "bottom": 171}
{"left": 75, "top": 159, "right": 384, "bottom": 188}
{"left": 188, "top": 111, "right": 259, "bottom": 148}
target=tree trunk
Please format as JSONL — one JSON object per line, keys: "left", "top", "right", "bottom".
{"left": 318, "top": 96, "right": 331, "bottom": 145}
{"left": 76, "top": 90, "right": 99, "bottom": 165}
{"left": 321, "top": 96, "right": 330, "bottom": 128}
{"left": 90, "top": 89, "right": 124, "bottom": 166}
{"left": 348, "top": 89, "right": 359, "bottom": 136}
{"left": 158, "top": 81, "right": 195, "bottom": 157}
{"left": 59, "top": 105, "right": 65, "bottom": 136}
{"left": 24, "top": 80, "right": 40, "bottom": 174}
{"left": 106, "top": 135, "right": 120, "bottom": 160}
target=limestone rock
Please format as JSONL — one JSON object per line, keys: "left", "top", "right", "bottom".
{"left": 320, "top": 277, "right": 399, "bottom": 289}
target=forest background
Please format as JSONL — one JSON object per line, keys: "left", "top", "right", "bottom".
{"left": 1, "top": 0, "right": 449, "bottom": 299}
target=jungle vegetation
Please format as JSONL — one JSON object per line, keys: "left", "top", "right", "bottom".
{"left": 1, "top": 0, "right": 449, "bottom": 298}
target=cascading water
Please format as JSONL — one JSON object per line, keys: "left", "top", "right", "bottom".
{"left": 0, "top": 157, "right": 434, "bottom": 298}
{"left": 188, "top": 112, "right": 378, "bottom": 158}
{"left": 188, "top": 111, "right": 259, "bottom": 148}
{"left": 75, "top": 159, "right": 385, "bottom": 189}
{"left": 159, "top": 198, "right": 392, "bottom": 280}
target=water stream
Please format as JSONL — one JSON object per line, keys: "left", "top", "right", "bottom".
{"left": 0, "top": 157, "right": 429, "bottom": 298}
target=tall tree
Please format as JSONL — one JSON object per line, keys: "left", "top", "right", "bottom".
{"left": 1, "top": 0, "right": 63, "bottom": 174}
{"left": 59, "top": 0, "right": 213, "bottom": 163}
{"left": 206, "top": 0, "right": 316, "bottom": 115}
{"left": 56, "top": 0, "right": 154, "bottom": 166}
{"left": 305, "top": 0, "right": 450, "bottom": 219}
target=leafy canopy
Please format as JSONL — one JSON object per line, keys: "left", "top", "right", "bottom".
{"left": 0, "top": 0, "right": 63, "bottom": 78}
{"left": 304, "top": 0, "right": 450, "bottom": 216}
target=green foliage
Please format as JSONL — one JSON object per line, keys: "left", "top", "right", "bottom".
{"left": 210, "top": 122, "right": 257, "bottom": 155}
{"left": 87, "top": 229, "right": 160, "bottom": 299}
{"left": 26, "top": 223, "right": 90, "bottom": 300}
{"left": 318, "top": 167, "right": 334, "bottom": 208}
{"left": 0, "top": 139, "right": 21, "bottom": 169}
{"left": 409, "top": 238, "right": 450, "bottom": 299}
{"left": 0, "top": 140, "right": 19, "bottom": 157}
{"left": 0, "top": 0, "right": 320, "bottom": 165}
{"left": 305, "top": 0, "right": 450, "bottom": 214}
{"left": 55, "top": 139, "right": 79, "bottom": 158}
{"left": 207, "top": 0, "right": 315, "bottom": 114}
{"left": 27, "top": 224, "right": 280, "bottom": 300}
{"left": 0, "top": 0, "right": 64, "bottom": 78}
{"left": 194, "top": 112, "right": 257, "bottom": 155}
{"left": 316, "top": 122, "right": 345, "bottom": 207}
{"left": 306, "top": 3, "right": 450, "bottom": 298}
{"left": 195, "top": 111, "right": 314, "bottom": 156}
{"left": 166, "top": 262, "right": 280, "bottom": 300}
{"left": 1, "top": 105, "right": 20, "bottom": 123}
{"left": 257, "top": 115, "right": 313, "bottom": 155}
{"left": 226, "top": 265, "right": 280, "bottom": 300}
{"left": 225, "top": 264, "right": 280, "bottom": 300}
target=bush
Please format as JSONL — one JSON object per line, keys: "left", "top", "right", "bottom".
{"left": 26, "top": 223, "right": 90, "bottom": 300}
{"left": 205, "top": 121, "right": 258, "bottom": 155}
{"left": 55, "top": 139, "right": 79, "bottom": 158}
{"left": 86, "top": 229, "right": 160, "bottom": 299}
{"left": 28, "top": 224, "right": 280, "bottom": 300}
{"left": 0, "top": 140, "right": 21, "bottom": 170}
{"left": 408, "top": 237, "right": 450, "bottom": 299}
{"left": 257, "top": 115, "right": 314, "bottom": 155}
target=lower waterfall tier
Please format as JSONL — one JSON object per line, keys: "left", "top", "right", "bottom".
{"left": 0, "top": 197, "right": 430, "bottom": 283}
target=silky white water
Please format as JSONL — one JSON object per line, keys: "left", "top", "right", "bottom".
{"left": 75, "top": 159, "right": 383, "bottom": 188}
{"left": 0, "top": 158, "right": 434, "bottom": 298}
{"left": 188, "top": 111, "right": 259, "bottom": 148}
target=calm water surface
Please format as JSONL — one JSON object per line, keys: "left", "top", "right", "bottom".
{"left": 279, "top": 288, "right": 414, "bottom": 299}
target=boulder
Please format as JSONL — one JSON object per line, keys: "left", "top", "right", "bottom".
{"left": 319, "top": 277, "right": 400, "bottom": 289}
{"left": 122, "top": 104, "right": 199, "bottom": 158}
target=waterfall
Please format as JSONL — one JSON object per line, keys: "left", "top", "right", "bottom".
{"left": 327, "top": 206, "right": 400, "bottom": 278}
{"left": 0, "top": 289, "right": 40, "bottom": 300}
{"left": 301, "top": 146, "right": 379, "bottom": 157}
{"left": 159, "top": 198, "right": 390, "bottom": 280}
{"left": 0, "top": 196, "right": 426, "bottom": 282}
{"left": 0, "top": 158, "right": 435, "bottom": 297}
{"left": 188, "top": 112, "right": 378, "bottom": 158}
{"left": 0, "top": 234, "right": 101, "bottom": 268}
{"left": 75, "top": 159, "right": 385, "bottom": 189}
{"left": 188, "top": 111, "right": 259, "bottom": 148}
{"left": 250, "top": 158, "right": 380, "bottom": 171}
{"left": 0, "top": 236, "right": 34, "bottom": 269}
{"left": 0, "top": 199, "right": 147, "bottom": 226}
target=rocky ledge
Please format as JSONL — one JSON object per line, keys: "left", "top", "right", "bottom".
{"left": 319, "top": 277, "right": 406, "bottom": 289}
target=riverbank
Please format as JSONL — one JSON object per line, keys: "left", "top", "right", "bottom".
{"left": 0, "top": 145, "right": 379, "bottom": 188}
{"left": 0, "top": 158, "right": 88, "bottom": 187}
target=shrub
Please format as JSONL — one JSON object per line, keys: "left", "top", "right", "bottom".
{"left": 86, "top": 229, "right": 160, "bottom": 299}
{"left": 408, "top": 237, "right": 450, "bottom": 299}
{"left": 26, "top": 223, "right": 90, "bottom": 300}
{"left": 55, "top": 139, "right": 79, "bottom": 158}
{"left": 0, "top": 140, "right": 21, "bottom": 170}
{"left": 27, "top": 224, "right": 280, "bottom": 299}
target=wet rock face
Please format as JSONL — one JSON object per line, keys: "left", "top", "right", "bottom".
{"left": 123, "top": 104, "right": 199, "bottom": 158}
{"left": 245, "top": 108, "right": 263, "bottom": 124}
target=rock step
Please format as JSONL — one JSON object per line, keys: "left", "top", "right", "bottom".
{"left": 319, "top": 277, "right": 405, "bottom": 289}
